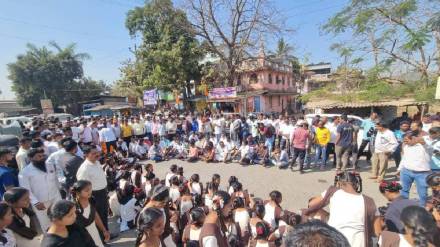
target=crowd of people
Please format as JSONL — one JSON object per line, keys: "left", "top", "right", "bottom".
{"left": 0, "top": 110, "right": 439, "bottom": 246}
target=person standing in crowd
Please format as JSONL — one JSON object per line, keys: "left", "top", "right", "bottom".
{"left": 422, "top": 114, "right": 432, "bottom": 133}
{"left": 377, "top": 181, "right": 418, "bottom": 234}
{"left": 76, "top": 145, "right": 109, "bottom": 230}
{"left": 335, "top": 115, "right": 355, "bottom": 172}
{"left": 390, "top": 112, "right": 411, "bottom": 131}
{"left": 0, "top": 202, "right": 16, "bottom": 247}
{"left": 231, "top": 115, "right": 242, "bottom": 148}
{"left": 410, "top": 121, "right": 427, "bottom": 136}
{"left": 370, "top": 122, "right": 398, "bottom": 183}
{"left": 314, "top": 120, "right": 330, "bottom": 170}
{"left": 112, "top": 118, "right": 121, "bottom": 140}
{"left": 199, "top": 190, "right": 233, "bottom": 247}
{"left": 18, "top": 147, "right": 61, "bottom": 232}
{"left": 81, "top": 121, "right": 93, "bottom": 145}
{"left": 213, "top": 115, "right": 223, "bottom": 144}
{"left": 41, "top": 200, "right": 96, "bottom": 247}
{"left": 144, "top": 115, "right": 153, "bottom": 141}
{"left": 358, "top": 112, "right": 378, "bottom": 162}
{"left": 425, "top": 127, "right": 440, "bottom": 172}
{"left": 325, "top": 116, "right": 340, "bottom": 168}
{"left": 121, "top": 119, "right": 133, "bottom": 147}
{"left": 16, "top": 137, "right": 31, "bottom": 171}
{"left": 290, "top": 122, "right": 310, "bottom": 172}
{"left": 132, "top": 117, "right": 145, "bottom": 139}
{"left": 398, "top": 132, "right": 431, "bottom": 207}
{"left": 0, "top": 149, "right": 19, "bottom": 199}
{"left": 3, "top": 187, "right": 40, "bottom": 247}
{"left": 392, "top": 121, "right": 410, "bottom": 168}
{"left": 99, "top": 120, "right": 117, "bottom": 153}
{"left": 166, "top": 117, "right": 177, "bottom": 141}
{"left": 59, "top": 139, "right": 84, "bottom": 199}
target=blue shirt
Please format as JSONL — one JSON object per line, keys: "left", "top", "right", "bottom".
{"left": 337, "top": 123, "right": 354, "bottom": 147}
{"left": 361, "top": 118, "right": 375, "bottom": 140}
{"left": 394, "top": 130, "right": 406, "bottom": 142}
{"left": 191, "top": 121, "right": 199, "bottom": 132}
{"left": 0, "top": 165, "right": 19, "bottom": 199}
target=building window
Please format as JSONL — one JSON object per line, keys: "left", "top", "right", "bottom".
{"left": 250, "top": 73, "right": 258, "bottom": 84}
{"left": 276, "top": 75, "right": 280, "bottom": 84}
{"left": 268, "top": 74, "right": 272, "bottom": 84}
{"left": 269, "top": 96, "right": 273, "bottom": 108}
{"left": 282, "top": 76, "right": 285, "bottom": 85}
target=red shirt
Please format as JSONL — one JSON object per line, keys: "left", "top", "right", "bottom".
{"left": 291, "top": 128, "right": 309, "bottom": 149}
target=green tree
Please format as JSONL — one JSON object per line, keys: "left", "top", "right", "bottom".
{"left": 122, "top": 0, "right": 203, "bottom": 97}
{"left": 7, "top": 42, "right": 105, "bottom": 110}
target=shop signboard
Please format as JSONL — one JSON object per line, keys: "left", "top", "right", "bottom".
{"left": 143, "top": 89, "right": 158, "bottom": 105}
{"left": 208, "top": 87, "right": 236, "bottom": 99}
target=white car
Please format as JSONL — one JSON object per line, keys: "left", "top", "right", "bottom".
{"left": 305, "top": 113, "right": 367, "bottom": 149}
{"left": 0, "top": 116, "right": 31, "bottom": 126}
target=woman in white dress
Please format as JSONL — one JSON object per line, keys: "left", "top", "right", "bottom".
{"left": 188, "top": 174, "right": 203, "bottom": 195}
{"left": 263, "top": 190, "right": 283, "bottom": 230}
{"left": 3, "top": 187, "right": 40, "bottom": 247}
{"left": 72, "top": 180, "right": 110, "bottom": 247}
{"left": 182, "top": 207, "right": 205, "bottom": 247}
{"left": 0, "top": 202, "right": 15, "bottom": 247}
{"left": 135, "top": 207, "right": 164, "bottom": 247}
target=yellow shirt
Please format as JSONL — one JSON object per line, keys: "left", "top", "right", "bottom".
{"left": 121, "top": 124, "right": 133, "bottom": 138}
{"left": 315, "top": 127, "right": 330, "bottom": 145}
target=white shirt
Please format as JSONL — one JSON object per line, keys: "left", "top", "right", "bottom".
{"left": 112, "top": 125, "right": 121, "bottom": 139}
{"left": 215, "top": 145, "right": 228, "bottom": 161}
{"left": 18, "top": 162, "right": 61, "bottom": 205}
{"left": 76, "top": 159, "right": 107, "bottom": 191}
{"left": 326, "top": 123, "right": 338, "bottom": 144}
{"left": 239, "top": 145, "right": 249, "bottom": 157}
{"left": 374, "top": 130, "right": 398, "bottom": 153}
{"left": 322, "top": 189, "right": 367, "bottom": 247}
{"left": 99, "top": 127, "right": 117, "bottom": 143}
{"left": 82, "top": 126, "right": 93, "bottom": 143}
{"left": 47, "top": 141, "right": 59, "bottom": 155}
{"left": 165, "top": 172, "right": 175, "bottom": 187}
{"left": 71, "top": 126, "right": 81, "bottom": 142}
{"left": 399, "top": 144, "right": 431, "bottom": 172}
{"left": 144, "top": 120, "right": 152, "bottom": 133}
{"left": 46, "top": 148, "right": 67, "bottom": 182}
{"left": 15, "top": 147, "right": 29, "bottom": 170}
{"left": 214, "top": 119, "right": 223, "bottom": 134}
{"left": 135, "top": 144, "right": 147, "bottom": 157}
{"left": 120, "top": 198, "right": 138, "bottom": 222}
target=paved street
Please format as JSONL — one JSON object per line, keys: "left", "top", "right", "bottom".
{"left": 108, "top": 158, "right": 418, "bottom": 247}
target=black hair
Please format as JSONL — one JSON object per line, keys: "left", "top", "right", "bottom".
{"left": 212, "top": 174, "right": 220, "bottom": 184}
{"left": 400, "top": 206, "right": 440, "bottom": 247}
{"left": 31, "top": 140, "right": 43, "bottom": 149}
{"left": 254, "top": 203, "right": 265, "bottom": 219}
{"left": 426, "top": 172, "right": 440, "bottom": 187}
{"left": 170, "top": 164, "right": 178, "bottom": 173}
{"left": 190, "top": 207, "right": 205, "bottom": 227}
{"left": 72, "top": 180, "right": 92, "bottom": 198}
{"left": 63, "top": 139, "right": 78, "bottom": 152}
{"left": 170, "top": 175, "right": 180, "bottom": 186}
{"left": 379, "top": 181, "right": 402, "bottom": 194}
{"left": 214, "top": 190, "right": 231, "bottom": 206}
{"left": 117, "top": 183, "right": 135, "bottom": 205}
{"left": 177, "top": 166, "right": 184, "bottom": 175}
{"left": 232, "top": 197, "right": 245, "bottom": 209}
{"left": 255, "top": 221, "right": 270, "bottom": 240}
{"left": 231, "top": 182, "right": 242, "bottom": 192}
{"left": 191, "top": 174, "right": 200, "bottom": 183}
{"left": 82, "top": 145, "right": 97, "bottom": 155}
{"left": 269, "top": 190, "right": 282, "bottom": 205}
{"left": 283, "top": 220, "right": 350, "bottom": 247}
{"left": 0, "top": 202, "right": 11, "bottom": 219}
{"left": 228, "top": 176, "right": 238, "bottom": 186}
{"left": 334, "top": 171, "right": 363, "bottom": 193}
{"left": 27, "top": 148, "right": 45, "bottom": 159}
{"left": 149, "top": 185, "right": 169, "bottom": 202}
{"left": 135, "top": 207, "right": 164, "bottom": 247}
{"left": 205, "top": 182, "right": 218, "bottom": 194}
{"left": 0, "top": 148, "right": 11, "bottom": 158}
{"left": 400, "top": 121, "right": 410, "bottom": 126}
{"left": 19, "top": 137, "right": 32, "bottom": 145}
{"left": 3, "top": 187, "right": 29, "bottom": 204}
{"left": 429, "top": 127, "right": 440, "bottom": 135}
{"left": 47, "top": 200, "right": 75, "bottom": 222}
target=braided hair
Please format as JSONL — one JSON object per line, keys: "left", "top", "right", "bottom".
{"left": 400, "top": 206, "right": 440, "bottom": 247}
{"left": 379, "top": 181, "right": 402, "bottom": 194}
{"left": 135, "top": 207, "right": 163, "bottom": 247}
{"left": 334, "top": 171, "right": 363, "bottom": 193}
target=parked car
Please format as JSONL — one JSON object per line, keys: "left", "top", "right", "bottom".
{"left": 0, "top": 116, "right": 31, "bottom": 126}
{"left": 305, "top": 113, "right": 366, "bottom": 149}
{"left": 46, "top": 113, "right": 74, "bottom": 122}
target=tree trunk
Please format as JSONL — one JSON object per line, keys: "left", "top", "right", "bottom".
{"left": 434, "top": 31, "right": 440, "bottom": 76}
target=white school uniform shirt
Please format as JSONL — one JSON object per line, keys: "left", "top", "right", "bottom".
{"left": 18, "top": 162, "right": 61, "bottom": 205}
{"left": 99, "top": 127, "right": 116, "bottom": 143}
{"left": 76, "top": 160, "right": 107, "bottom": 191}
{"left": 214, "top": 119, "right": 223, "bottom": 134}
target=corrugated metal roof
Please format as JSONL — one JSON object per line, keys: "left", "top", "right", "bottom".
{"left": 306, "top": 98, "right": 427, "bottom": 109}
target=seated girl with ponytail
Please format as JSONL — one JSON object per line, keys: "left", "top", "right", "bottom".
{"left": 378, "top": 181, "right": 418, "bottom": 234}
{"left": 379, "top": 205, "right": 440, "bottom": 247}
{"left": 72, "top": 180, "right": 110, "bottom": 247}
{"left": 41, "top": 200, "right": 96, "bottom": 247}
{"left": 136, "top": 207, "right": 165, "bottom": 247}
{"left": 251, "top": 222, "right": 275, "bottom": 247}
{"left": 302, "top": 171, "right": 378, "bottom": 247}
{"left": 3, "top": 187, "right": 40, "bottom": 247}
{"left": 182, "top": 207, "right": 205, "bottom": 247}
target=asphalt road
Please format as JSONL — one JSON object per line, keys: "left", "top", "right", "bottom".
{"left": 108, "top": 159, "right": 418, "bottom": 246}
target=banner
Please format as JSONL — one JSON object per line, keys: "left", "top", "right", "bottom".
{"left": 208, "top": 87, "right": 237, "bottom": 99}
{"left": 40, "top": 99, "right": 54, "bottom": 114}
{"left": 436, "top": 76, "right": 440, "bottom": 100}
{"left": 143, "top": 89, "right": 158, "bottom": 105}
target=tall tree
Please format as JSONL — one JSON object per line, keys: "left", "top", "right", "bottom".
{"left": 323, "top": 0, "right": 440, "bottom": 88}
{"left": 123, "top": 0, "right": 203, "bottom": 97}
{"left": 183, "top": 0, "right": 285, "bottom": 86}
{"left": 7, "top": 42, "right": 105, "bottom": 110}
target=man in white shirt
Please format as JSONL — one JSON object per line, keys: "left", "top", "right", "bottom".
{"left": 213, "top": 115, "right": 223, "bottom": 143}
{"left": 19, "top": 148, "right": 61, "bottom": 232}
{"left": 112, "top": 118, "right": 121, "bottom": 139}
{"left": 81, "top": 121, "right": 93, "bottom": 145}
{"left": 99, "top": 120, "right": 117, "bottom": 153}
{"left": 370, "top": 122, "right": 398, "bottom": 182}
{"left": 325, "top": 116, "right": 340, "bottom": 167}
{"left": 398, "top": 131, "right": 431, "bottom": 206}
{"left": 131, "top": 117, "right": 145, "bottom": 138}
{"left": 70, "top": 122, "right": 82, "bottom": 143}
{"left": 16, "top": 137, "right": 31, "bottom": 170}
{"left": 144, "top": 115, "right": 153, "bottom": 140}
{"left": 215, "top": 141, "right": 230, "bottom": 163}
{"left": 46, "top": 133, "right": 62, "bottom": 155}
{"left": 76, "top": 145, "right": 109, "bottom": 229}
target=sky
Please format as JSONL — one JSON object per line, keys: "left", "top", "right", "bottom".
{"left": 0, "top": 0, "right": 349, "bottom": 100}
